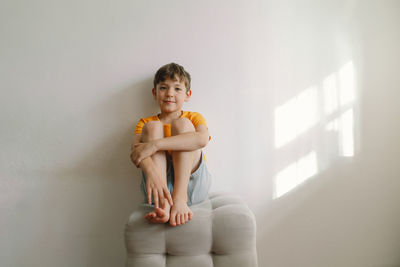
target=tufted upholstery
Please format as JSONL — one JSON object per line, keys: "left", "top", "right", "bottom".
{"left": 124, "top": 193, "right": 258, "bottom": 267}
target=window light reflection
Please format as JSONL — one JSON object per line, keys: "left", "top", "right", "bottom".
{"left": 274, "top": 151, "right": 318, "bottom": 198}
{"left": 273, "top": 60, "right": 357, "bottom": 199}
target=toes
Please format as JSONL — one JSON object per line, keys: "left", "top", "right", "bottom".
{"left": 155, "top": 207, "right": 165, "bottom": 217}
{"left": 145, "top": 212, "right": 156, "bottom": 221}
{"left": 146, "top": 211, "right": 156, "bottom": 218}
{"left": 169, "top": 208, "right": 194, "bottom": 226}
{"left": 150, "top": 216, "right": 165, "bottom": 224}
{"left": 145, "top": 208, "right": 171, "bottom": 224}
{"left": 169, "top": 212, "right": 177, "bottom": 226}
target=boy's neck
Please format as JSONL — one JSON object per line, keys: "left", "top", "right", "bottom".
{"left": 158, "top": 110, "right": 183, "bottom": 124}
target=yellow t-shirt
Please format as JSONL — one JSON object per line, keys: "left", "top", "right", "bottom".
{"left": 135, "top": 111, "right": 210, "bottom": 140}
{"left": 135, "top": 111, "right": 210, "bottom": 158}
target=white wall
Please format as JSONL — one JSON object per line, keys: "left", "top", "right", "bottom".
{"left": 1, "top": 0, "right": 399, "bottom": 266}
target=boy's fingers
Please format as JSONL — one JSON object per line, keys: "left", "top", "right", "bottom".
{"left": 131, "top": 155, "right": 138, "bottom": 166}
{"left": 163, "top": 188, "right": 173, "bottom": 206}
{"left": 147, "top": 188, "right": 152, "bottom": 205}
{"left": 158, "top": 191, "right": 165, "bottom": 207}
{"left": 135, "top": 158, "right": 141, "bottom": 166}
{"left": 158, "top": 188, "right": 164, "bottom": 199}
{"left": 133, "top": 157, "right": 138, "bottom": 167}
{"left": 153, "top": 189, "right": 159, "bottom": 208}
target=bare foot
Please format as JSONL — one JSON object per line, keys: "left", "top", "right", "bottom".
{"left": 145, "top": 201, "right": 171, "bottom": 224}
{"left": 169, "top": 199, "right": 193, "bottom": 227}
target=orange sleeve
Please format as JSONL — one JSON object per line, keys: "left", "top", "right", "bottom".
{"left": 190, "top": 112, "right": 211, "bottom": 141}
{"left": 134, "top": 118, "right": 147, "bottom": 134}
{"left": 190, "top": 112, "right": 208, "bottom": 128}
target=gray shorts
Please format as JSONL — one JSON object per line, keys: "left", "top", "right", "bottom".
{"left": 140, "top": 151, "right": 212, "bottom": 206}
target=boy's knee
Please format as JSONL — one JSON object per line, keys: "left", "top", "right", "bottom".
{"left": 142, "top": 121, "right": 163, "bottom": 137}
{"left": 171, "top": 118, "right": 195, "bottom": 134}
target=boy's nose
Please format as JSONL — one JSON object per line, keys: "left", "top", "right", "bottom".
{"left": 166, "top": 88, "right": 174, "bottom": 96}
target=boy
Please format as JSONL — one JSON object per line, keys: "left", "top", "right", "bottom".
{"left": 130, "top": 63, "right": 211, "bottom": 227}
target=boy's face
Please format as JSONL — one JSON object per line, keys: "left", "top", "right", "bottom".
{"left": 152, "top": 77, "right": 191, "bottom": 114}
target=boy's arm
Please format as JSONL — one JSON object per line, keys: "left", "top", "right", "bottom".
{"left": 130, "top": 133, "right": 173, "bottom": 207}
{"left": 154, "top": 124, "right": 209, "bottom": 152}
{"left": 132, "top": 125, "right": 209, "bottom": 166}
{"left": 131, "top": 133, "right": 153, "bottom": 169}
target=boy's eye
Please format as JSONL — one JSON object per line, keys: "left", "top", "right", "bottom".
{"left": 160, "top": 86, "right": 166, "bottom": 90}
{"left": 175, "top": 88, "right": 182, "bottom": 91}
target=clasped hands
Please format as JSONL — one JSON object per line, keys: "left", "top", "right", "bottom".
{"left": 130, "top": 141, "right": 173, "bottom": 208}
{"left": 130, "top": 141, "right": 157, "bottom": 167}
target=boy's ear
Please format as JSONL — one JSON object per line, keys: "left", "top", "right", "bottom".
{"left": 185, "top": 89, "right": 192, "bottom": 101}
{"left": 152, "top": 88, "right": 157, "bottom": 99}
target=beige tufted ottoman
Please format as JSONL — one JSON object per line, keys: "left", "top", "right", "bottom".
{"left": 124, "top": 193, "right": 258, "bottom": 267}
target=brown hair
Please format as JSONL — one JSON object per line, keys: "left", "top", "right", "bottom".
{"left": 153, "top": 63, "right": 191, "bottom": 91}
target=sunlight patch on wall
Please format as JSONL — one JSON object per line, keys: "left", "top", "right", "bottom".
{"left": 339, "top": 61, "right": 355, "bottom": 106}
{"left": 273, "top": 60, "right": 357, "bottom": 199}
{"left": 274, "top": 151, "right": 318, "bottom": 198}
{"left": 323, "top": 73, "right": 339, "bottom": 115}
{"left": 274, "top": 86, "right": 318, "bottom": 148}
{"left": 325, "top": 108, "right": 354, "bottom": 157}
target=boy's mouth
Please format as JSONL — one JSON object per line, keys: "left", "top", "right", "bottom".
{"left": 163, "top": 100, "right": 175, "bottom": 104}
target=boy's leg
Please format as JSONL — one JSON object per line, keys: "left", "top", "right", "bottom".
{"left": 141, "top": 121, "right": 171, "bottom": 223}
{"left": 170, "top": 118, "right": 202, "bottom": 226}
